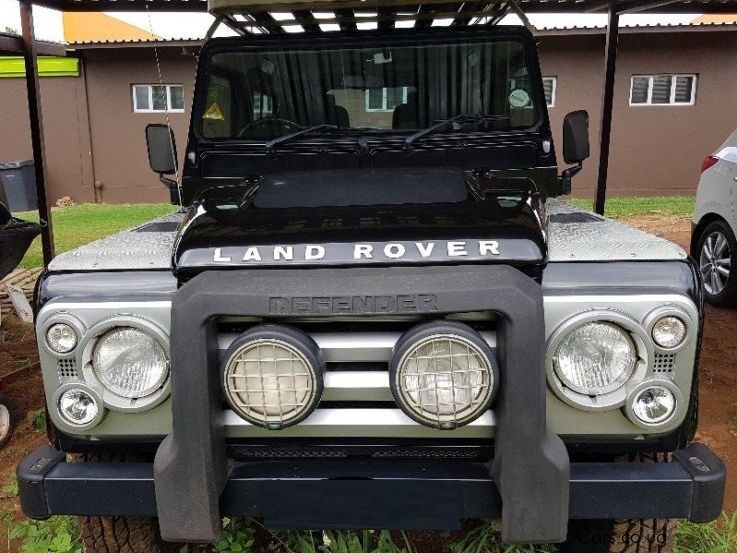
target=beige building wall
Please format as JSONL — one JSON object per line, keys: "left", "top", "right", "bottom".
{"left": 538, "top": 34, "right": 606, "bottom": 199}
{"left": 539, "top": 30, "right": 737, "bottom": 198}
{"left": 0, "top": 75, "right": 95, "bottom": 205}
{"left": 80, "top": 46, "right": 196, "bottom": 204}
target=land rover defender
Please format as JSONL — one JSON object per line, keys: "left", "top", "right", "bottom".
{"left": 17, "top": 16, "right": 725, "bottom": 553}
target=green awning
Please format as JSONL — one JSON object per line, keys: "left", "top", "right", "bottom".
{"left": 0, "top": 56, "right": 79, "bottom": 78}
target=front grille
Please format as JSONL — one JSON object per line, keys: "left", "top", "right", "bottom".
{"left": 371, "top": 446, "right": 487, "bottom": 459}
{"left": 228, "top": 444, "right": 490, "bottom": 461}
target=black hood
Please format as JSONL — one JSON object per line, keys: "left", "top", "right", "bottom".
{"left": 173, "top": 168, "right": 547, "bottom": 276}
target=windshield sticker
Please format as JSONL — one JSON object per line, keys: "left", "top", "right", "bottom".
{"left": 509, "top": 89, "right": 531, "bottom": 108}
{"left": 203, "top": 102, "right": 224, "bottom": 121}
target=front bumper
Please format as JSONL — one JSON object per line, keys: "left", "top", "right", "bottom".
{"left": 19, "top": 442, "right": 725, "bottom": 535}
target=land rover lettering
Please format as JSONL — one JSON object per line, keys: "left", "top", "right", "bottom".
{"left": 195, "top": 239, "right": 515, "bottom": 269}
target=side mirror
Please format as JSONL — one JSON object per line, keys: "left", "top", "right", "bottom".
{"left": 146, "top": 124, "right": 178, "bottom": 176}
{"left": 562, "top": 110, "right": 590, "bottom": 164}
{"left": 558, "top": 110, "right": 590, "bottom": 195}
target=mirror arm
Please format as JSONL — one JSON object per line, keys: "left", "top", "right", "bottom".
{"left": 159, "top": 175, "right": 178, "bottom": 190}
{"left": 558, "top": 162, "right": 583, "bottom": 196}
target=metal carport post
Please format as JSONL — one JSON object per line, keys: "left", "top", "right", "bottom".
{"left": 588, "top": 0, "right": 688, "bottom": 215}
{"left": 0, "top": 2, "right": 65, "bottom": 266}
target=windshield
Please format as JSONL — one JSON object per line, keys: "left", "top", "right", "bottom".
{"left": 199, "top": 38, "right": 540, "bottom": 141}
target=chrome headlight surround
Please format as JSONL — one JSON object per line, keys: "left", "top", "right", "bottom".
{"left": 51, "top": 382, "right": 106, "bottom": 432}
{"left": 643, "top": 306, "right": 694, "bottom": 354}
{"left": 79, "top": 316, "right": 171, "bottom": 413}
{"left": 222, "top": 325, "right": 325, "bottom": 430}
{"left": 546, "top": 310, "right": 652, "bottom": 411}
{"left": 624, "top": 378, "right": 686, "bottom": 431}
{"left": 40, "top": 314, "right": 86, "bottom": 359}
{"left": 389, "top": 321, "right": 498, "bottom": 430}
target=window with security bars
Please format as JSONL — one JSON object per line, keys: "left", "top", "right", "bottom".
{"left": 365, "top": 86, "right": 410, "bottom": 112}
{"left": 253, "top": 92, "right": 274, "bottom": 117}
{"left": 132, "top": 84, "right": 185, "bottom": 113}
{"left": 542, "top": 77, "right": 556, "bottom": 107}
{"left": 629, "top": 74, "right": 697, "bottom": 106}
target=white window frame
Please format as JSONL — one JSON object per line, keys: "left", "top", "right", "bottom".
{"left": 252, "top": 92, "right": 274, "bottom": 117}
{"left": 132, "top": 84, "right": 185, "bottom": 113}
{"left": 543, "top": 76, "right": 557, "bottom": 108}
{"left": 628, "top": 74, "right": 697, "bottom": 107}
{"left": 365, "top": 86, "right": 409, "bottom": 112}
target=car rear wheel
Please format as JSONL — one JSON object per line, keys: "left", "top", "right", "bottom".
{"left": 697, "top": 220, "right": 737, "bottom": 306}
{"left": 0, "top": 392, "right": 13, "bottom": 447}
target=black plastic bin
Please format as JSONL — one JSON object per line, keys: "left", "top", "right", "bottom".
{"left": 0, "top": 160, "right": 37, "bottom": 213}
{"left": 0, "top": 202, "right": 42, "bottom": 280}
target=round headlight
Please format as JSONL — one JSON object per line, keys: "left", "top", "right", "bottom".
{"left": 390, "top": 322, "right": 498, "bottom": 429}
{"left": 553, "top": 322, "right": 637, "bottom": 395}
{"left": 632, "top": 385, "right": 676, "bottom": 425}
{"left": 223, "top": 326, "right": 324, "bottom": 429}
{"left": 652, "top": 316, "right": 687, "bottom": 349}
{"left": 92, "top": 327, "right": 169, "bottom": 399}
{"left": 46, "top": 323, "right": 78, "bottom": 354}
{"left": 58, "top": 388, "right": 99, "bottom": 427}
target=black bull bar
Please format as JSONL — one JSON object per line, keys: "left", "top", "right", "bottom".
{"left": 153, "top": 265, "right": 570, "bottom": 543}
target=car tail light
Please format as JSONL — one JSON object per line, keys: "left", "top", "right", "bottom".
{"left": 701, "top": 155, "right": 719, "bottom": 174}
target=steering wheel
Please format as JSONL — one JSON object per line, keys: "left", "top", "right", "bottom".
{"left": 237, "top": 117, "right": 301, "bottom": 139}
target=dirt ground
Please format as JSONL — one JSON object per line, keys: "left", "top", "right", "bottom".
{"left": 0, "top": 317, "right": 47, "bottom": 553}
{"left": 0, "top": 214, "right": 734, "bottom": 552}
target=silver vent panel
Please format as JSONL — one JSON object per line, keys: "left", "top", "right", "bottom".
{"left": 653, "top": 353, "right": 676, "bottom": 374}
{"left": 56, "top": 358, "right": 78, "bottom": 380}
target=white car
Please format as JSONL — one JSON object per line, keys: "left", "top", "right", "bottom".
{"left": 693, "top": 129, "right": 737, "bottom": 306}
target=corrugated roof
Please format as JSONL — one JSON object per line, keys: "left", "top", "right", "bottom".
{"left": 67, "top": 19, "right": 737, "bottom": 44}
{"left": 70, "top": 37, "right": 204, "bottom": 46}
{"left": 539, "top": 20, "right": 737, "bottom": 30}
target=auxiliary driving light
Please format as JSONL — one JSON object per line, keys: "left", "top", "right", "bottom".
{"left": 553, "top": 322, "right": 637, "bottom": 396}
{"left": 631, "top": 385, "right": 677, "bottom": 426}
{"left": 651, "top": 316, "right": 687, "bottom": 349}
{"left": 389, "top": 322, "right": 498, "bottom": 430}
{"left": 57, "top": 387, "right": 100, "bottom": 427}
{"left": 46, "top": 323, "right": 78, "bottom": 354}
{"left": 222, "top": 326, "right": 325, "bottom": 429}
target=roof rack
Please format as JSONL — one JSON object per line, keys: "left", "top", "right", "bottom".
{"left": 208, "top": 0, "right": 511, "bottom": 34}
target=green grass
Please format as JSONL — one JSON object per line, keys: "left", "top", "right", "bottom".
{"left": 3, "top": 515, "right": 735, "bottom": 553}
{"left": 674, "top": 512, "right": 737, "bottom": 552}
{"left": 13, "top": 203, "right": 177, "bottom": 268}
{"left": 567, "top": 196, "right": 695, "bottom": 219}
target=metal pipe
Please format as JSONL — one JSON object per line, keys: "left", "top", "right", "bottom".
{"left": 19, "top": 0, "right": 54, "bottom": 265}
{"left": 594, "top": 6, "right": 620, "bottom": 215}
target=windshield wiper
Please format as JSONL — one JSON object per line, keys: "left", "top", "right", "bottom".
{"left": 265, "top": 124, "right": 338, "bottom": 153}
{"left": 404, "top": 114, "right": 511, "bottom": 151}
